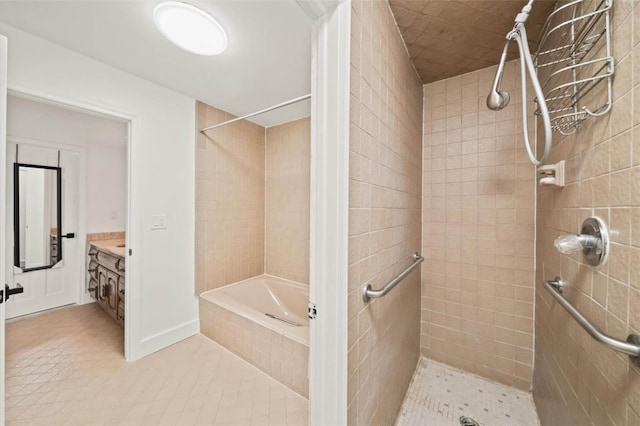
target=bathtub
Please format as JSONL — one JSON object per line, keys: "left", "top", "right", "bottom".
{"left": 199, "top": 275, "right": 309, "bottom": 397}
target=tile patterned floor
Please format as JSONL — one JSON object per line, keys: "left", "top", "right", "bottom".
{"left": 396, "top": 358, "right": 540, "bottom": 426}
{"left": 5, "top": 303, "right": 308, "bottom": 425}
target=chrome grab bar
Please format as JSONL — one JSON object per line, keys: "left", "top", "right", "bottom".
{"left": 544, "top": 276, "right": 640, "bottom": 365}
{"left": 265, "top": 313, "right": 303, "bottom": 327}
{"left": 362, "top": 253, "right": 424, "bottom": 302}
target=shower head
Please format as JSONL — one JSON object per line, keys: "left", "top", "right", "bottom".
{"left": 487, "top": 0, "right": 536, "bottom": 111}
{"left": 487, "top": 90, "right": 510, "bottom": 111}
{"left": 486, "top": 40, "right": 512, "bottom": 111}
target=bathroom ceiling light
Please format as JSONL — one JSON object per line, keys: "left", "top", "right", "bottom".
{"left": 153, "top": 1, "right": 227, "bottom": 56}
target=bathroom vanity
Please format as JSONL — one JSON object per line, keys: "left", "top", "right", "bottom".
{"left": 87, "top": 236, "right": 125, "bottom": 326}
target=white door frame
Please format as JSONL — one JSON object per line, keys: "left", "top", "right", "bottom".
{"left": 5, "top": 86, "right": 136, "bottom": 362}
{"left": 1, "top": 34, "right": 9, "bottom": 426}
{"left": 306, "top": 0, "right": 350, "bottom": 424}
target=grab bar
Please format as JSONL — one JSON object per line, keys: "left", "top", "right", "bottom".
{"left": 362, "top": 253, "right": 424, "bottom": 302}
{"left": 544, "top": 276, "right": 640, "bottom": 365}
{"left": 265, "top": 313, "right": 303, "bottom": 327}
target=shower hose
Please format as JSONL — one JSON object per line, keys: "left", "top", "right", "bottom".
{"left": 507, "top": 23, "right": 552, "bottom": 166}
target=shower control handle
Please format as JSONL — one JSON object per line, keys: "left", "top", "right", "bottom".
{"left": 553, "top": 217, "right": 609, "bottom": 266}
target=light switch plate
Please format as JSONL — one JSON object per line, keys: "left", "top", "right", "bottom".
{"left": 151, "top": 214, "right": 168, "bottom": 230}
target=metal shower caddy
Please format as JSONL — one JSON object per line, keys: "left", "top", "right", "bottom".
{"left": 534, "top": 0, "right": 614, "bottom": 135}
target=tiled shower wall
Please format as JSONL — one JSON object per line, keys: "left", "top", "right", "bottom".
{"left": 265, "top": 118, "right": 310, "bottom": 284}
{"left": 196, "top": 102, "right": 266, "bottom": 294}
{"left": 348, "top": 0, "right": 423, "bottom": 424}
{"left": 422, "top": 61, "right": 537, "bottom": 390}
{"left": 195, "top": 103, "right": 310, "bottom": 294}
{"left": 533, "top": 2, "right": 640, "bottom": 424}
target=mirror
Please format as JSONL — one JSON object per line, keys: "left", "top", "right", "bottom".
{"left": 14, "top": 163, "right": 62, "bottom": 271}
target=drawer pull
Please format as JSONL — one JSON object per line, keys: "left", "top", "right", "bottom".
{"left": 107, "top": 279, "right": 117, "bottom": 310}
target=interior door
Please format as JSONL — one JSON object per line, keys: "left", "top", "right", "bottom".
{"left": 1, "top": 34, "right": 9, "bottom": 425}
{"left": 5, "top": 144, "right": 79, "bottom": 318}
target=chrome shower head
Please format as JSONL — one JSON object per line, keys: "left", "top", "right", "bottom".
{"left": 486, "top": 40, "right": 512, "bottom": 111}
{"left": 487, "top": 90, "right": 510, "bottom": 111}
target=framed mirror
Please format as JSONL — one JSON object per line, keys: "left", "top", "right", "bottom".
{"left": 14, "top": 163, "right": 62, "bottom": 272}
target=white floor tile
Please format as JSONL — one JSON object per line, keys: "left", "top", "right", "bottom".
{"left": 396, "top": 358, "right": 539, "bottom": 426}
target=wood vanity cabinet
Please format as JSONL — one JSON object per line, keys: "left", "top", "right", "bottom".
{"left": 88, "top": 245, "right": 125, "bottom": 327}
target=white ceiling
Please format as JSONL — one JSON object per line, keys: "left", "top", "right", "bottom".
{"left": 0, "top": 0, "right": 312, "bottom": 128}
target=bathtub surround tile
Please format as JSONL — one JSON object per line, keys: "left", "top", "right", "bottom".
{"left": 5, "top": 303, "right": 307, "bottom": 425}
{"left": 422, "top": 61, "right": 536, "bottom": 391}
{"left": 194, "top": 105, "right": 311, "bottom": 407}
{"left": 265, "top": 118, "right": 311, "bottom": 284}
{"left": 195, "top": 103, "right": 311, "bottom": 295}
{"left": 200, "top": 296, "right": 309, "bottom": 398}
{"left": 195, "top": 102, "right": 266, "bottom": 294}
{"left": 349, "top": 1, "right": 424, "bottom": 424}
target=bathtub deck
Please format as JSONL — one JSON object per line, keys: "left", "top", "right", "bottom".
{"left": 200, "top": 274, "right": 309, "bottom": 346}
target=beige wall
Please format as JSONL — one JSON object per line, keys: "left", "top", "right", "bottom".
{"left": 265, "top": 118, "right": 311, "bottom": 284}
{"left": 533, "top": 2, "right": 640, "bottom": 424}
{"left": 348, "top": 1, "right": 424, "bottom": 424}
{"left": 195, "top": 102, "right": 265, "bottom": 293}
{"left": 421, "top": 61, "right": 537, "bottom": 390}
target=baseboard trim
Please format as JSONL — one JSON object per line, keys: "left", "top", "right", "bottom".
{"left": 131, "top": 318, "right": 200, "bottom": 361}
{"left": 79, "top": 292, "right": 95, "bottom": 305}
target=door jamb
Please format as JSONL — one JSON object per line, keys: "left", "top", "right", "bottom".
{"left": 0, "top": 33, "right": 9, "bottom": 426}
{"left": 306, "top": 0, "right": 351, "bottom": 424}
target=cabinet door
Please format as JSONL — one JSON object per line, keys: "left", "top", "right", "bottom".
{"left": 97, "top": 265, "right": 108, "bottom": 308}
{"left": 105, "top": 271, "right": 119, "bottom": 319}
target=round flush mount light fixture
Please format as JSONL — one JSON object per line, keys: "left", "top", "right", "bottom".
{"left": 153, "top": 1, "right": 227, "bottom": 56}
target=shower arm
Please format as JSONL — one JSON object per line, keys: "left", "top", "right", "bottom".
{"left": 487, "top": 41, "right": 512, "bottom": 111}
{"left": 486, "top": 0, "right": 553, "bottom": 166}
{"left": 486, "top": 0, "right": 534, "bottom": 111}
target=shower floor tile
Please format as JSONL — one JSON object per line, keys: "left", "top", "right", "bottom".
{"left": 396, "top": 358, "right": 539, "bottom": 426}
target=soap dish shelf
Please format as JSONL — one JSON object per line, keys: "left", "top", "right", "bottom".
{"left": 534, "top": 0, "right": 613, "bottom": 135}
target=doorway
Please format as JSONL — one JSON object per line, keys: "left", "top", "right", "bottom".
{"left": 2, "top": 94, "right": 131, "bottom": 421}
{"left": 5, "top": 94, "right": 129, "bottom": 319}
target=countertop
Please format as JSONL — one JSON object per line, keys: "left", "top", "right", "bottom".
{"left": 90, "top": 239, "right": 126, "bottom": 258}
